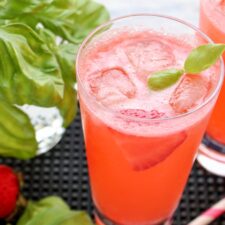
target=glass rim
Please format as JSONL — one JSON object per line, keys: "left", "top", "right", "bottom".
{"left": 76, "top": 13, "right": 224, "bottom": 122}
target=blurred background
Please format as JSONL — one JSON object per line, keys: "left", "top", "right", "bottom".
{"left": 96, "top": 0, "right": 198, "bottom": 23}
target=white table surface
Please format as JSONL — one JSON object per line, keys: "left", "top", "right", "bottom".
{"left": 96, "top": 0, "right": 199, "bottom": 25}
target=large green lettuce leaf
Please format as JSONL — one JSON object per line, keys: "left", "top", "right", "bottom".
{"left": 55, "top": 43, "right": 78, "bottom": 126}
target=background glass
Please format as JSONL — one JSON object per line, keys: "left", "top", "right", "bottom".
{"left": 197, "top": 0, "right": 225, "bottom": 176}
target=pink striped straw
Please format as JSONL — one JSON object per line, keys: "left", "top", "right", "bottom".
{"left": 188, "top": 198, "right": 225, "bottom": 225}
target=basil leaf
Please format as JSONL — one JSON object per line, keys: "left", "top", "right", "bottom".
{"left": 0, "top": 1, "right": 53, "bottom": 19}
{"left": 32, "top": 196, "right": 70, "bottom": 210}
{"left": 17, "top": 196, "right": 94, "bottom": 225}
{"left": 57, "top": 87, "right": 77, "bottom": 127}
{"left": 55, "top": 42, "right": 79, "bottom": 84}
{"left": 148, "top": 69, "right": 184, "bottom": 91}
{"left": 184, "top": 43, "right": 225, "bottom": 74}
{"left": 0, "top": 101, "right": 37, "bottom": 159}
{"left": 17, "top": 197, "right": 70, "bottom": 225}
{"left": 61, "top": 211, "right": 94, "bottom": 225}
{"left": 0, "top": 0, "right": 7, "bottom": 7}
{"left": 0, "top": 0, "right": 109, "bottom": 131}
{"left": 0, "top": 23, "right": 64, "bottom": 107}
{"left": 17, "top": 197, "right": 69, "bottom": 225}
{"left": 0, "top": 0, "right": 110, "bottom": 44}
{"left": 0, "top": 0, "right": 109, "bottom": 159}
{"left": 38, "top": 28, "right": 78, "bottom": 127}
{"left": 55, "top": 43, "right": 79, "bottom": 126}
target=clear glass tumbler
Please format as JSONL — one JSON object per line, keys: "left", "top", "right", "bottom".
{"left": 197, "top": 0, "right": 225, "bottom": 176}
{"left": 76, "top": 14, "right": 224, "bottom": 225}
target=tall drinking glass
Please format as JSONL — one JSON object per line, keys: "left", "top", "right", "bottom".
{"left": 76, "top": 14, "right": 224, "bottom": 225}
{"left": 198, "top": 0, "right": 225, "bottom": 176}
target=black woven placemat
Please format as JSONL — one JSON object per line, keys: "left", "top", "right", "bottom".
{"left": 1, "top": 113, "right": 225, "bottom": 225}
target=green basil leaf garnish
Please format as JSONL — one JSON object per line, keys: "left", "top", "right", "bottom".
{"left": 148, "top": 69, "right": 184, "bottom": 91}
{"left": 184, "top": 43, "right": 225, "bottom": 74}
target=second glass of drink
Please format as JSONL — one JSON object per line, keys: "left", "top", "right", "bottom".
{"left": 198, "top": 0, "right": 225, "bottom": 176}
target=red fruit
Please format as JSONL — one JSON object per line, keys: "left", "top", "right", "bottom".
{"left": 117, "top": 131, "right": 187, "bottom": 171}
{"left": 0, "top": 165, "right": 19, "bottom": 219}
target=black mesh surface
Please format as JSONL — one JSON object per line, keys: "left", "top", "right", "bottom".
{"left": 1, "top": 113, "right": 225, "bottom": 225}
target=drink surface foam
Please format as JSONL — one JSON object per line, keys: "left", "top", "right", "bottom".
{"left": 78, "top": 28, "right": 218, "bottom": 136}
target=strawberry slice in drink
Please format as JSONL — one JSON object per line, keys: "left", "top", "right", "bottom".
{"left": 120, "top": 131, "right": 187, "bottom": 171}
{"left": 120, "top": 109, "right": 166, "bottom": 119}
{"left": 115, "top": 109, "right": 187, "bottom": 171}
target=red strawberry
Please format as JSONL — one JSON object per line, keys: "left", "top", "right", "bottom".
{"left": 0, "top": 165, "right": 19, "bottom": 219}
{"left": 115, "top": 109, "right": 187, "bottom": 171}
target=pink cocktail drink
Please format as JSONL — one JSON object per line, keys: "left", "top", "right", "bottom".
{"left": 77, "top": 15, "right": 223, "bottom": 225}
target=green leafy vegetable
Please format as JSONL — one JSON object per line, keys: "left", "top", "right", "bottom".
{"left": 0, "top": 23, "right": 64, "bottom": 107}
{"left": 17, "top": 196, "right": 94, "bottom": 225}
{"left": 184, "top": 44, "right": 225, "bottom": 73}
{"left": 37, "top": 28, "right": 78, "bottom": 126}
{"left": 148, "top": 43, "right": 225, "bottom": 91}
{"left": 0, "top": 0, "right": 109, "bottom": 159}
{"left": 0, "top": 101, "right": 37, "bottom": 159}
{"left": 58, "top": 86, "right": 77, "bottom": 127}
{"left": 61, "top": 212, "right": 94, "bottom": 225}
{"left": 148, "top": 69, "right": 184, "bottom": 91}
{"left": 0, "top": 0, "right": 110, "bottom": 44}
